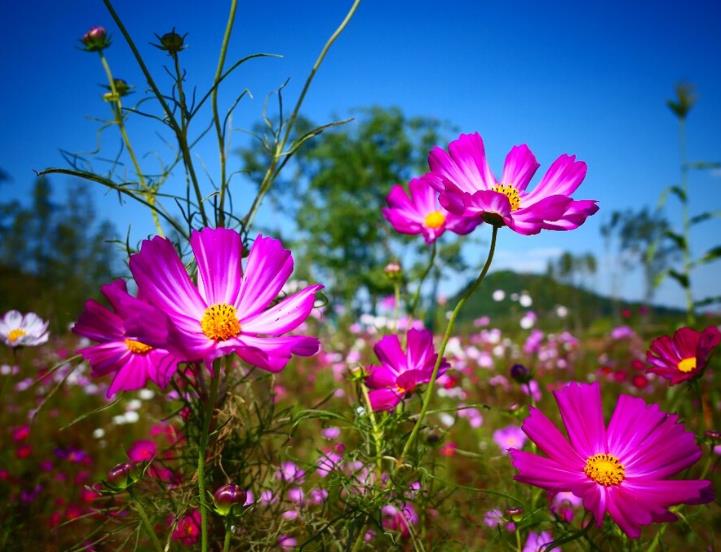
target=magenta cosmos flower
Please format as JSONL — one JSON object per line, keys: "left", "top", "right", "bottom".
{"left": 73, "top": 280, "right": 182, "bottom": 397}
{"left": 510, "top": 382, "right": 713, "bottom": 538}
{"left": 382, "top": 175, "right": 479, "bottom": 243}
{"left": 128, "top": 228, "right": 322, "bottom": 371}
{"left": 365, "top": 328, "right": 449, "bottom": 411}
{"left": 646, "top": 326, "right": 721, "bottom": 385}
{"left": 428, "top": 133, "right": 598, "bottom": 235}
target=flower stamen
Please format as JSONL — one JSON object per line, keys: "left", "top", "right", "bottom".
{"left": 125, "top": 338, "right": 152, "bottom": 355}
{"left": 584, "top": 453, "right": 625, "bottom": 486}
{"left": 201, "top": 304, "right": 241, "bottom": 341}
{"left": 677, "top": 357, "right": 697, "bottom": 373}
{"left": 493, "top": 183, "right": 521, "bottom": 211}
{"left": 424, "top": 210, "right": 446, "bottom": 229}
{"left": 7, "top": 328, "right": 27, "bottom": 343}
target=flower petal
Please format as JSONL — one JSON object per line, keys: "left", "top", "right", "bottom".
{"left": 241, "top": 284, "right": 322, "bottom": 335}
{"left": 501, "top": 145, "right": 539, "bottom": 191}
{"left": 190, "top": 227, "right": 243, "bottom": 306}
{"left": 553, "top": 382, "right": 606, "bottom": 458}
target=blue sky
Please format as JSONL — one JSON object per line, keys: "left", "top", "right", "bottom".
{"left": 1, "top": 0, "right": 720, "bottom": 308}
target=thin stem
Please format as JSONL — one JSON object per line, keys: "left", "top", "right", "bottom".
{"left": 128, "top": 488, "right": 164, "bottom": 552}
{"left": 102, "top": 0, "right": 208, "bottom": 226}
{"left": 214, "top": 0, "right": 239, "bottom": 227}
{"left": 397, "top": 225, "right": 499, "bottom": 467}
{"left": 198, "top": 362, "right": 221, "bottom": 552}
{"left": 223, "top": 523, "right": 232, "bottom": 552}
{"left": 98, "top": 52, "right": 163, "bottom": 235}
{"left": 678, "top": 118, "right": 695, "bottom": 324}
{"left": 242, "top": 0, "right": 361, "bottom": 231}
{"left": 409, "top": 241, "right": 437, "bottom": 318}
{"left": 360, "top": 383, "right": 383, "bottom": 478}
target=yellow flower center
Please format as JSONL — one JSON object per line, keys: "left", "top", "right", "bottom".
{"left": 584, "top": 453, "right": 625, "bottom": 486}
{"left": 200, "top": 303, "right": 240, "bottom": 341}
{"left": 7, "top": 328, "right": 27, "bottom": 343}
{"left": 125, "top": 338, "right": 152, "bottom": 354}
{"left": 493, "top": 183, "right": 521, "bottom": 211}
{"left": 677, "top": 357, "right": 697, "bottom": 373}
{"left": 424, "top": 210, "right": 446, "bottom": 229}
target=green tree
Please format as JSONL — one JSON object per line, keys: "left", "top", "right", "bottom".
{"left": 239, "top": 106, "right": 464, "bottom": 312}
{"left": 0, "top": 176, "right": 118, "bottom": 327}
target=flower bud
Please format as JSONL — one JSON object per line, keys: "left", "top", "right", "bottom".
{"left": 82, "top": 26, "right": 110, "bottom": 52}
{"left": 509, "top": 363, "right": 531, "bottom": 384}
{"left": 153, "top": 29, "right": 187, "bottom": 55}
{"left": 384, "top": 261, "right": 402, "bottom": 281}
{"left": 106, "top": 462, "right": 135, "bottom": 490}
{"left": 213, "top": 483, "right": 247, "bottom": 516}
{"left": 103, "top": 79, "right": 131, "bottom": 102}
{"left": 505, "top": 507, "right": 523, "bottom": 522}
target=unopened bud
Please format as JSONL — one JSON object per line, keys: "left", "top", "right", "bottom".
{"left": 510, "top": 363, "right": 531, "bottom": 384}
{"left": 153, "top": 29, "right": 187, "bottom": 55}
{"left": 213, "top": 483, "right": 247, "bottom": 516}
{"left": 106, "top": 462, "right": 135, "bottom": 490}
{"left": 82, "top": 26, "right": 110, "bottom": 52}
{"left": 384, "top": 261, "right": 402, "bottom": 280}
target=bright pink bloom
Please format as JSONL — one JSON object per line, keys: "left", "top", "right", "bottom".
{"left": 73, "top": 280, "right": 182, "bottom": 397}
{"left": 428, "top": 133, "right": 598, "bottom": 235}
{"left": 127, "top": 439, "right": 157, "bottom": 463}
{"left": 646, "top": 326, "right": 721, "bottom": 384}
{"left": 382, "top": 175, "right": 479, "bottom": 243}
{"left": 128, "top": 229, "right": 322, "bottom": 371}
{"left": 171, "top": 510, "right": 201, "bottom": 546}
{"left": 365, "top": 329, "right": 449, "bottom": 412}
{"left": 381, "top": 503, "right": 418, "bottom": 538}
{"left": 523, "top": 531, "right": 559, "bottom": 552}
{"left": 510, "top": 382, "right": 713, "bottom": 538}
{"left": 493, "top": 425, "right": 527, "bottom": 454}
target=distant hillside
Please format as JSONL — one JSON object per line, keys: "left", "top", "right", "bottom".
{"left": 452, "top": 270, "right": 684, "bottom": 330}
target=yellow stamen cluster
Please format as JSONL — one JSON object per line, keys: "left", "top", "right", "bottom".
{"left": 677, "top": 357, "right": 697, "bottom": 373}
{"left": 584, "top": 453, "right": 625, "bottom": 487}
{"left": 7, "top": 328, "right": 27, "bottom": 343}
{"left": 493, "top": 183, "right": 521, "bottom": 211}
{"left": 424, "top": 210, "right": 446, "bottom": 229}
{"left": 125, "top": 338, "right": 153, "bottom": 354}
{"left": 200, "top": 303, "right": 241, "bottom": 341}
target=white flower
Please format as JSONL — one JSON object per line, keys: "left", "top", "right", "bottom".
{"left": 92, "top": 428, "right": 105, "bottom": 439}
{"left": 138, "top": 389, "right": 155, "bottom": 400}
{"left": 555, "top": 305, "right": 569, "bottom": 318}
{"left": 492, "top": 290, "right": 505, "bottom": 302}
{"left": 0, "top": 310, "right": 49, "bottom": 347}
{"left": 519, "top": 293, "right": 533, "bottom": 307}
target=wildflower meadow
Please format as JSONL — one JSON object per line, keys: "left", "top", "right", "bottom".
{"left": 1, "top": 1, "right": 720, "bottom": 550}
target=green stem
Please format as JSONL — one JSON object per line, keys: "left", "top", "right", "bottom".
{"left": 397, "top": 226, "right": 499, "bottom": 467}
{"left": 223, "top": 523, "right": 232, "bottom": 552}
{"left": 102, "top": 0, "right": 208, "bottom": 226}
{"left": 214, "top": 0, "right": 238, "bottom": 227}
{"left": 360, "top": 382, "right": 383, "bottom": 478}
{"left": 98, "top": 52, "right": 163, "bottom": 236}
{"left": 128, "top": 488, "right": 163, "bottom": 552}
{"left": 242, "top": 0, "right": 361, "bottom": 232}
{"left": 198, "top": 363, "right": 221, "bottom": 552}
{"left": 408, "top": 241, "right": 437, "bottom": 318}
{"left": 678, "top": 118, "right": 695, "bottom": 324}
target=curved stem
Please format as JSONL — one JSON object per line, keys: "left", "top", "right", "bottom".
{"left": 214, "top": 0, "right": 239, "bottom": 227}
{"left": 408, "top": 241, "right": 437, "bottom": 318}
{"left": 102, "top": 0, "right": 208, "bottom": 226}
{"left": 128, "top": 487, "right": 164, "bottom": 552}
{"left": 198, "top": 362, "right": 221, "bottom": 552}
{"left": 98, "top": 52, "right": 163, "bottom": 236}
{"left": 397, "top": 225, "right": 499, "bottom": 467}
{"left": 242, "top": 0, "right": 361, "bottom": 232}
{"left": 360, "top": 383, "right": 383, "bottom": 478}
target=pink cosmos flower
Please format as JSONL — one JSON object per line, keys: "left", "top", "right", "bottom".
{"left": 646, "top": 326, "right": 721, "bottom": 385}
{"left": 493, "top": 425, "right": 527, "bottom": 454}
{"left": 382, "top": 175, "right": 479, "bottom": 243}
{"left": 73, "top": 280, "right": 182, "bottom": 397}
{"left": 128, "top": 228, "right": 322, "bottom": 371}
{"left": 171, "top": 510, "right": 201, "bottom": 546}
{"left": 127, "top": 439, "right": 157, "bottom": 463}
{"left": 428, "top": 133, "right": 598, "bottom": 235}
{"left": 523, "top": 531, "right": 559, "bottom": 552}
{"left": 510, "top": 382, "right": 713, "bottom": 538}
{"left": 381, "top": 503, "right": 418, "bottom": 538}
{"left": 364, "top": 328, "right": 449, "bottom": 411}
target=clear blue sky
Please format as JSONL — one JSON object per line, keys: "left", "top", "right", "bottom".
{"left": 1, "top": 0, "right": 720, "bottom": 308}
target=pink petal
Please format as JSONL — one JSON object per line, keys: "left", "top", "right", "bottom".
{"left": 73, "top": 300, "right": 124, "bottom": 342}
{"left": 510, "top": 450, "right": 587, "bottom": 492}
{"left": 500, "top": 145, "right": 539, "bottom": 191}
{"left": 521, "top": 407, "right": 585, "bottom": 467}
{"left": 241, "top": 284, "right": 322, "bottom": 335}
{"left": 524, "top": 154, "right": 587, "bottom": 203}
{"left": 429, "top": 133, "right": 495, "bottom": 194}
{"left": 190, "top": 227, "right": 243, "bottom": 306}
{"left": 553, "top": 382, "right": 606, "bottom": 458}
{"left": 368, "top": 388, "right": 402, "bottom": 411}
{"left": 373, "top": 334, "right": 405, "bottom": 371}
{"left": 365, "top": 364, "right": 397, "bottom": 389}
{"left": 235, "top": 235, "right": 293, "bottom": 319}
